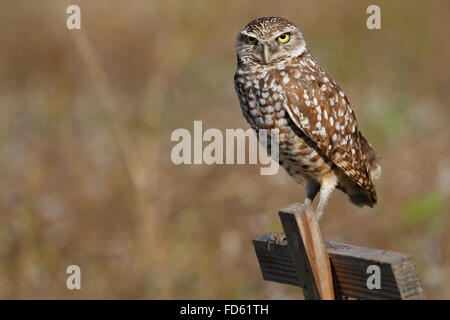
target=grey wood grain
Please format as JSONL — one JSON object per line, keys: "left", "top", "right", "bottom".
{"left": 279, "top": 205, "right": 321, "bottom": 299}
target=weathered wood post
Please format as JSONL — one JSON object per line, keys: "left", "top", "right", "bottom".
{"left": 279, "top": 203, "right": 334, "bottom": 299}
{"left": 253, "top": 203, "right": 425, "bottom": 300}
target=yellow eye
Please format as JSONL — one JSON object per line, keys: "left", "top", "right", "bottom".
{"left": 246, "top": 36, "right": 257, "bottom": 45}
{"left": 277, "top": 33, "right": 290, "bottom": 44}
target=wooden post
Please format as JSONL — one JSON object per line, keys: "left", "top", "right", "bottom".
{"left": 253, "top": 203, "right": 425, "bottom": 300}
{"left": 279, "top": 203, "right": 334, "bottom": 300}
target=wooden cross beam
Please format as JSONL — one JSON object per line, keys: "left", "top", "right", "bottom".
{"left": 252, "top": 203, "right": 425, "bottom": 300}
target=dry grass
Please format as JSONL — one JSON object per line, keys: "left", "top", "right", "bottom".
{"left": 0, "top": 0, "right": 449, "bottom": 299}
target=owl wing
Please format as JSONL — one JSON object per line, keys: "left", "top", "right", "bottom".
{"left": 279, "top": 62, "right": 375, "bottom": 196}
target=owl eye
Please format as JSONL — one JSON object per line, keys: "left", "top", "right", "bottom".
{"left": 277, "top": 33, "right": 291, "bottom": 44}
{"left": 246, "top": 36, "right": 258, "bottom": 45}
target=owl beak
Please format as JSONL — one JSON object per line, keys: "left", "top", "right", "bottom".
{"left": 263, "top": 43, "right": 271, "bottom": 64}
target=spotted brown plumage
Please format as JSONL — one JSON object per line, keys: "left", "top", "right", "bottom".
{"left": 234, "top": 17, "right": 381, "bottom": 220}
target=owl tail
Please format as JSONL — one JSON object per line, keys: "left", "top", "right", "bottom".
{"left": 359, "top": 132, "right": 381, "bottom": 180}
{"left": 348, "top": 187, "right": 377, "bottom": 208}
{"left": 337, "top": 171, "right": 377, "bottom": 208}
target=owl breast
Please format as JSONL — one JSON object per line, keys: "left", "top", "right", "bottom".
{"left": 234, "top": 67, "right": 334, "bottom": 182}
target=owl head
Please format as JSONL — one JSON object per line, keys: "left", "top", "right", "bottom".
{"left": 236, "top": 17, "right": 306, "bottom": 66}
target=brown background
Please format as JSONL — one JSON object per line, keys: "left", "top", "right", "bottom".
{"left": 0, "top": 0, "right": 449, "bottom": 299}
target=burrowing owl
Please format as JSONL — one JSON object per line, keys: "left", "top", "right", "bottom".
{"left": 234, "top": 17, "right": 381, "bottom": 220}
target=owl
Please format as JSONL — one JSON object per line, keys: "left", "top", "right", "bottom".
{"left": 234, "top": 17, "right": 381, "bottom": 220}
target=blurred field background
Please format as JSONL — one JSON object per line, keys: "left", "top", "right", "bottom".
{"left": 0, "top": 0, "right": 449, "bottom": 299}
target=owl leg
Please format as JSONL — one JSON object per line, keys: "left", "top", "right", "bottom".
{"left": 315, "top": 175, "right": 338, "bottom": 220}
{"left": 304, "top": 179, "right": 321, "bottom": 205}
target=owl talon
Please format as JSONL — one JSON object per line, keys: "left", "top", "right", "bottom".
{"left": 267, "top": 232, "right": 287, "bottom": 251}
